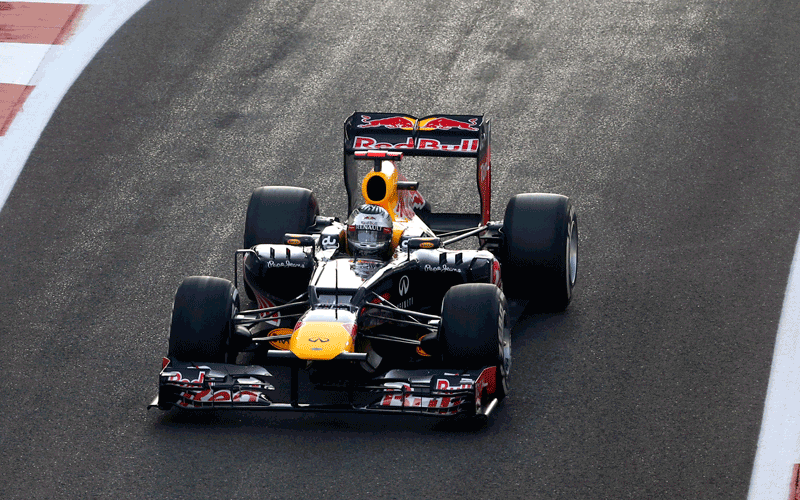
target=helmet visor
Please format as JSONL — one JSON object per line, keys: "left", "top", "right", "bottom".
{"left": 349, "top": 225, "right": 392, "bottom": 245}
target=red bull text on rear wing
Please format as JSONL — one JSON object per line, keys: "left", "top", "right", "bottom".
{"left": 344, "top": 113, "right": 486, "bottom": 156}
{"left": 343, "top": 112, "right": 492, "bottom": 227}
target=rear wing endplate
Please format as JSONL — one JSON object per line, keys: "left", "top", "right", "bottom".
{"left": 343, "top": 112, "right": 492, "bottom": 230}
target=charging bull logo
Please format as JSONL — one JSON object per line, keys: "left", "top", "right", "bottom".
{"left": 418, "top": 116, "right": 479, "bottom": 131}
{"left": 357, "top": 115, "right": 416, "bottom": 129}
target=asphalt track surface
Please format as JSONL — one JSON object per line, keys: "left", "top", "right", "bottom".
{"left": 1, "top": 1, "right": 799, "bottom": 498}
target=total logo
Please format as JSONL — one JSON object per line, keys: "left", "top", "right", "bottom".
{"left": 353, "top": 136, "right": 479, "bottom": 153}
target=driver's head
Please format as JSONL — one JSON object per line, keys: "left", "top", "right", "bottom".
{"left": 346, "top": 204, "right": 393, "bottom": 259}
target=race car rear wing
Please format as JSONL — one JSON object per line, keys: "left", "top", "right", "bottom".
{"left": 343, "top": 112, "right": 492, "bottom": 232}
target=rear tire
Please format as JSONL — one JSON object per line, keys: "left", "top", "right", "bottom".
{"left": 243, "top": 186, "right": 320, "bottom": 249}
{"left": 168, "top": 276, "right": 239, "bottom": 363}
{"left": 501, "top": 193, "right": 578, "bottom": 310}
{"left": 439, "top": 284, "right": 510, "bottom": 402}
{"left": 243, "top": 186, "right": 319, "bottom": 299}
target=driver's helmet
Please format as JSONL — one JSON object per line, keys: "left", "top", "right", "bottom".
{"left": 346, "top": 204, "right": 394, "bottom": 259}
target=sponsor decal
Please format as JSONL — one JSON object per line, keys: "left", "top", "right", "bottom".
{"left": 420, "top": 242, "right": 434, "bottom": 249}
{"left": 308, "top": 337, "right": 329, "bottom": 343}
{"left": 265, "top": 260, "right": 304, "bottom": 269}
{"left": 353, "top": 136, "right": 414, "bottom": 150}
{"left": 397, "top": 297, "right": 413, "bottom": 309}
{"left": 398, "top": 275, "right": 410, "bottom": 296}
{"left": 475, "top": 367, "right": 497, "bottom": 397}
{"left": 408, "top": 191, "right": 425, "bottom": 209}
{"left": 356, "top": 115, "right": 416, "bottom": 130}
{"left": 267, "top": 327, "right": 292, "bottom": 350}
{"left": 396, "top": 172, "right": 426, "bottom": 219}
{"left": 233, "top": 391, "right": 262, "bottom": 402}
{"left": 418, "top": 138, "right": 479, "bottom": 152}
{"left": 163, "top": 370, "right": 205, "bottom": 387}
{"left": 423, "top": 264, "right": 461, "bottom": 273}
{"left": 353, "top": 136, "right": 479, "bottom": 153}
{"left": 418, "top": 116, "right": 479, "bottom": 131}
{"left": 177, "top": 389, "right": 264, "bottom": 406}
{"left": 287, "top": 238, "right": 301, "bottom": 245}
{"left": 256, "top": 296, "right": 280, "bottom": 326}
{"left": 321, "top": 234, "right": 339, "bottom": 249}
{"left": 377, "top": 382, "right": 465, "bottom": 413}
{"left": 352, "top": 224, "right": 385, "bottom": 232}
{"left": 436, "top": 379, "right": 473, "bottom": 391}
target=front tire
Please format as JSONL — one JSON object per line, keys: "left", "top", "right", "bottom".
{"left": 439, "top": 284, "right": 510, "bottom": 402}
{"left": 168, "top": 276, "right": 239, "bottom": 363}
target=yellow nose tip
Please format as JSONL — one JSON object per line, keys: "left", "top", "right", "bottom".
{"left": 290, "top": 321, "right": 356, "bottom": 360}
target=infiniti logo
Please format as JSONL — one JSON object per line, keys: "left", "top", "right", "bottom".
{"left": 308, "top": 337, "right": 329, "bottom": 343}
{"left": 399, "top": 275, "right": 410, "bottom": 296}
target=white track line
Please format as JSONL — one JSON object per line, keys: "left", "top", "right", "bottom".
{"left": 749, "top": 232, "right": 800, "bottom": 499}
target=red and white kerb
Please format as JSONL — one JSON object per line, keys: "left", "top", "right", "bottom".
{"left": 0, "top": 1, "right": 86, "bottom": 135}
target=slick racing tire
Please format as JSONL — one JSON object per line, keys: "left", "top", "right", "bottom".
{"left": 243, "top": 186, "right": 320, "bottom": 249}
{"left": 501, "top": 193, "right": 578, "bottom": 310}
{"left": 439, "top": 284, "right": 510, "bottom": 402}
{"left": 168, "top": 276, "right": 240, "bottom": 364}
{"left": 243, "top": 186, "right": 320, "bottom": 300}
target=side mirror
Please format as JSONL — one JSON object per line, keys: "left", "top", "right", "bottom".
{"left": 283, "top": 234, "right": 315, "bottom": 247}
{"left": 407, "top": 237, "right": 441, "bottom": 250}
{"left": 284, "top": 234, "right": 316, "bottom": 257}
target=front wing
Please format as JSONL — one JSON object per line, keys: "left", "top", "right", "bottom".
{"left": 149, "top": 359, "right": 499, "bottom": 418}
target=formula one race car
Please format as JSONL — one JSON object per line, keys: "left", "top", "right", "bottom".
{"left": 148, "top": 112, "right": 578, "bottom": 422}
